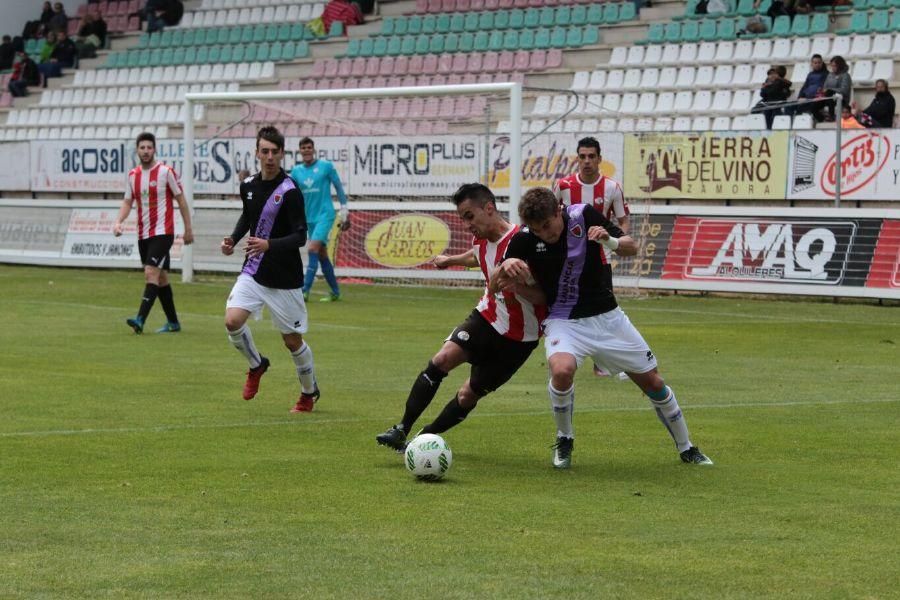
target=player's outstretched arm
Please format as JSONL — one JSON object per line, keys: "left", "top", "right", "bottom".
{"left": 488, "top": 258, "right": 533, "bottom": 294}
{"left": 432, "top": 248, "right": 477, "bottom": 269}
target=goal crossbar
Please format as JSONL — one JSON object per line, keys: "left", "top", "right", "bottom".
{"left": 181, "top": 82, "right": 524, "bottom": 282}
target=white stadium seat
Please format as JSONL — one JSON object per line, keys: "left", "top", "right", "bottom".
{"left": 626, "top": 46, "right": 644, "bottom": 66}
{"left": 659, "top": 67, "right": 677, "bottom": 89}
{"left": 606, "top": 69, "right": 625, "bottom": 91}
{"left": 678, "top": 43, "right": 698, "bottom": 64}
{"left": 872, "top": 59, "right": 893, "bottom": 82}
{"left": 673, "top": 116, "right": 692, "bottom": 131}
{"left": 609, "top": 46, "right": 627, "bottom": 66}
{"left": 732, "top": 64, "right": 753, "bottom": 87}
{"left": 830, "top": 35, "right": 850, "bottom": 58}
{"left": 791, "top": 62, "right": 810, "bottom": 85}
{"left": 617, "top": 117, "right": 635, "bottom": 132}
{"left": 711, "top": 90, "right": 732, "bottom": 113}
{"left": 810, "top": 36, "right": 831, "bottom": 58}
{"left": 571, "top": 71, "right": 590, "bottom": 91}
{"left": 793, "top": 114, "right": 814, "bottom": 129}
{"left": 531, "top": 95, "right": 551, "bottom": 116}
{"left": 730, "top": 90, "right": 753, "bottom": 112}
{"left": 714, "top": 41, "right": 734, "bottom": 63}
{"left": 654, "top": 92, "right": 675, "bottom": 114}
{"left": 637, "top": 92, "right": 657, "bottom": 114}
{"left": 711, "top": 116, "right": 731, "bottom": 131}
{"left": 698, "top": 42, "right": 716, "bottom": 63}
{"left": 791, "top": 37, "right": 811, "bottom": 61}
{"left": 691, "top": 116, "right": 710, "bottom": 130}
{"left": 640, "top": 67, "right": 659, "bottom": 89}
{"left": 653, "top": 117, "right": 673, "bottom": 131}
{"left": 713, "top": 65, "right": 733, "bottom": 87}
{"left": 635, "top": 118, "right": 654, "bottom": 131}
{"left": 644, "top": 44, "right": 662, "bottom": 66}
{"left": 746, "top": 114, "right": 766, "bottom": 130}
{"left": 675, "top": 66, "right": 695, "bottom": 89}
{"left": 871, "top": 34, "right": 892, "bottom": 57}
{"left": 602, "top": 93, "right": 621, "bottom": 113}
{"left": 660, "top": 44, "right": 681, "bottom": 66}
{"left": 599, "top": 118, "right": 617, "bottom": 132}
{"left": 772, "top": 115, "right": 792, "bottom": 129}
{"left": 674, "top": 91, "right": 693, "bottom": 113}
{"left": 692, "top": 90, "right": 712, "bottom": 113}
{"left": 751, "top": 39, "right": 772, "bottom": 62}
{"left": 852, "top": 60, "right": 874, "bottom": 85}
{"left": 620, "top": 92, "right": 639, "bottom": 114}
{"left": 849, "top": 34, "right": 872, "bottom": 58}
{"left": 623, "top": 68, "right": 642, "bottom": 90}
{"left": 771, "top": 38, "right": 791, "bottom": 62}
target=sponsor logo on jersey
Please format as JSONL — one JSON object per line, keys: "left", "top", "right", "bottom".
{"left": 536, "top": 242, "right": 546, "bottom": 253}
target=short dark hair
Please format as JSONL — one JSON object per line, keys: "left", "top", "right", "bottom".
{"left": 135, "top": 132, "right": 155, "bottom": 147}
{"left": 299, "top": 136, "right": 314, "bottom": 147}
{"left": 451, "top": 183, "right": 495, "bottom": 208}
{"left": 811, "top": 53, "right": 822, "bottom": 60}
{"left": 576, "top": 136, "right": 601, "bottom": 155}
{"left": 519, "top": 187, "right": 558, "bottom": 224}
{"left": 257, "top": 125, "right": 284, "bottom": 151}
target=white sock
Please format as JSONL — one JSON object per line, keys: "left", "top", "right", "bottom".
{"left": 548, "top": 381, "right": 575, "bottom": 439}
{"left": 291, "top": 342, "right": 316, "bottom": 394}
{"left": 649, "top": 386, "right": 692, "bottom": 453}
{"left": 227, "top": 324, "right": 261, "bottom": 368}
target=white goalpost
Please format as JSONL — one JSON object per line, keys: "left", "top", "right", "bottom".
{"left": 181, "top": 82, "right": 524, "bottom": 283}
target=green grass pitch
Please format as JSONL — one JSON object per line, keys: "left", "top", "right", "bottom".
{"left": 1, "top": 265, "right": 898, "bottom": 599}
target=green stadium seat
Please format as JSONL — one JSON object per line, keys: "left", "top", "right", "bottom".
{"left": 495, "top": 10, "right": 510, "bottom": 29}
{"left": 222, "top": 45, "right": 236, "bottom": 63}
{"left": 716, "top": 17, "right": 736, "bottom": 38}
{"left": 147, "top": 32, "right": 161, "bottom": 48}
{"left": 838, "top": 10, "right": 868, "bottom": 34}
{"left": 381, "top": 17, "right": 395, "bottom": 35}
{"left": 459, "top": 31, "right": 474, "bottom": 51}
{"left": 275, "top": 23, "right": 290, "bottom": 42}
{"left": 769, "top": 14, "right": 791, "bottom": 36}
{"left": 415, "top": 34, "right": 430, "bottom": 54}
{"left": 296, "top": 42, "right": 310, "bottom": 58}
{"left": 509, "top": 9, "right": 525, "bottom": 28}
{"left": 489, "top": 29, "right": 504, "bottom": 50}
{"left": 289, "top": 23, "right": 304, "bottom": 41}
{"left": 254, "top": 24, "right": 268, "bottom": 43}
{"left": 159, "top": 48, "right": 173, "bottom": 66}
{"left": 474, "top": 30, "right": 489, "bottom": 51}
{"left": 171, "top": 29, "right": 184, "bottom": 46}
{"left": 664, "top": 22, "right": 682, "bottom": 42}
{"left": 602, "top": 3, "right": 620, "bottom": 24}
{"left": 809, "top": 11, "right": 829, "bottom": 33}
{"left": 143, "top": 49, "right": 157, "bottom": 67}
{"left": 869, "top": 9, "right": 890, "bottom": 32}
{"left": 373, "top": 36, "right": 388, "bottom": 56}
{"left": 236, "top": 25, "right": 250, "bottom": 44}
{"left": 479, "top": 12, "right": 494, "bottom": 30}
{"left": 698, "top": 18, "right": 718, "bottom": 40}
{"left": 209, "top": 45, "right": 222, "bottom": 62}
{"left": 501, "top": 29, "right": 517, "bottom": 50}
{"left": 223, "top": 27, "right": 237, "bottom": 45}
{"left": 269, "top": 42, "right": 283, "bottom": 61}
{"left": 265, "top": 24, "right": 279, "bottom": 43}
{"left": 400, "top": 35, "right": 416, "bottom": 54}
{"left": 159, "top": 30, "right": 173, "bottom": 47}
{"left": 184, "top": 29, "right": 199, "bottom": 47}
{"left": 104, "top": 52, "right": 120, "bottom": 68}
{"left": 524, "top": 8, "right": 540, "bottom": 29}
{"left": 543, "top": 7, "right": 559, "bottom": 27}
{"left": 583, "top": 25, "right": 600, "bottom": 45}
{"left": 681, "top": 20, "right": 700, "bottom": 41}
{"left": 534, "top": 27, "right": 551, "bottom": 49}
{"left": 572, "top": 5, "right": 588, "bottom": 24}
{"left": 196, "top": 45, "right": 209, "bottom": 63}
{"left": 444, "top": 32, "right": 459, "bottom": 52}
{"left": 429, "top": 33, "right": 445, "bottom": 53}
{"left": 256, "top": 42, "right": 269, "bottom": 62}
{"left": 450, "top": 13, "right": 465, "bottom": 32}
{"left": 556, "top": 6, "right": 572, "bottom": 26}
{"left": 436, "top": 14, "right": 451, "bottom": 33}
{"left": 789, "top": 13, "right": 810, "bottom": 35}
{"left": 394, "top": 17, "right": 408, "bottom": 35}
{"left": 643, "top": 22, "right": 665, "bottom": 44}
{"left": 518, "top": 28, "right": 535, "bottom": 49}
{"left": 736, "top": 0, "right": 756, "bottom": 15}
{"left": 282, "top": 40, "right": 296, "bottom": 59}
{"left": 137, "top": 33, "right": 150, "bottom": 48}
{"left": 550, "top": 26, "right": 568, "bottom": 48}
{"left": 887, "top": 9, "right": 900, "bottom": 30}
{"left": 235, "top": 44, "right": 250, "bottom": 63}
{"left": 679, "top": 0, "right": 700, "bottom": 18}
{"left": 422, "top": 15, "right": 436, "bottom": 34}
{"left": 329, "top": 22, "right": 344, "bottom": 37}
{"left": 565, "top": 26, "right": 582, "bottom": 47}
{"left": 345, "top": 38, "right": 360, "bottom": 57}
{"left": 619, "top": 3, "right": 637, "bottom": 21}
{"left": 407, "top": 16, "right": 422, "bottom": 35}
{"left": 387, "top": 35, "right": 403, "bottom": 54}
{"left": 359, "top": 37, "right": 375, "bottom": 56}
{"left": 175, "top": 46, "right": 189, "bottom": 64}
{"left": 587, "top": 5, "right": 603, "bottom": 24}
{"left": 868, "top": 0, "right": 888, "bottom": 8}
{"left": 463, "top": 12, "right": 479, "bottom": 31}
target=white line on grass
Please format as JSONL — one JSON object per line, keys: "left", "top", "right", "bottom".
{"left": 2, "top": 397, "right": 897, "bottom": 439}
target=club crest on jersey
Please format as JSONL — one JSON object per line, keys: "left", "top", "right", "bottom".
{"left": 569, "top": 223, "right": 584, "bottom": 238}
{"left": 274, "top": 194, "right": 283, "bottom": 205}
{"left": 456, "top": 330, "right": 470, "bottom": 341}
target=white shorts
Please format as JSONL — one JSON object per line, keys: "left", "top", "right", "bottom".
{"left": 226, "top": 274, "right": 309, "bottom": 334}
{"left": 543, "top": 307, "right": 658, "bottom": 375}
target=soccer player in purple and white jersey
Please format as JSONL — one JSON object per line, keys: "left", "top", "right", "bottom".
{"left": 494, "top": 187, "right": 713, "bottom": 469}
{"left": 221, "top": 126, "right": 320, "bottom": 414}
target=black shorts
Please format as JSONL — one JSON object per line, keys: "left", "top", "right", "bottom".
{"left": 138, "top": 234, "right": 174, "bottom": 270}
{"left": 447, "top": 310, "right": 539, "bottom": 397}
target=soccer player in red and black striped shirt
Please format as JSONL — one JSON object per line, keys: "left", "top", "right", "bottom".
{"left": 114, "top": 132, "right": 194, "bottom": 334}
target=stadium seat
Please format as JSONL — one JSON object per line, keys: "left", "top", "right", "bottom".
{"left": 711, "top": 116, "right": 731, "bottom": 130}
{"left": 659, "top": 44, "right": 681, "bottom": 65}
{"left": 751, "top": 39, "right": 772, "bottom": 61}
{"left": 642, "top": 23, "right": 665, "bottom": 45}
{"left": 609, "top": 46, "right": 627, "bottom": 66}
{"left": 771, "top": 115, "right": 791, "bottom": 129}
{"left": 606, "top": 69, "right": 625, "bottom": 90}
{"left": 588, "top": 70, "right": 606, "bottom": 90}
{"left": 871, "top": 33, "right": 892, "bottom": 56}
{"left": 626, "top": 46, "right": 645, "bottom": 66}
{"left": 838, "top": 11, "right": 868, "bottom": 35}
{"left": 793, "top": 113, "right": 813, "bottom": 129}
{"left": 679, "top": 43, "right": 698, "bottom": 63}
{"left": 730, "top": 89, "right": 753, "bottom": 111}
{"left": 831, "top": 35, "right": 851, "bottom": 57}
{"left": 692, "top": 116, "right": 711, "bottom": 130}
{"left": 675, "top": 66, "right": 696, "bottom": 88}
{"left": 643, "top": 44, "right": 663, "bottom": 65}
{"left": 640, "top": 67, "right": 660, "bottom": 89}
{"left": 732, "top": 64, "right": 753, "bottom": 86}
{"left": 872, "top": 58, "right": 893, "bottom": 81}
{"left": 714, "top": 40, "right": 734, "bottom": 63}
{"left": 810, "top": 35, "right": 831, "bottom": 57}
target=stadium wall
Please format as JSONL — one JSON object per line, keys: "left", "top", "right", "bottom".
{"left": 1, "top": 199, "right": 897, "bottom": 300}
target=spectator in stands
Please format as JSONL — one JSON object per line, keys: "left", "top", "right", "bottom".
{"left": 141, "top": 0, "right": 184, "bottom": 33}
{"left": 47, "top": 2, "right": 69, "bottom": 34}
{"left": 753, "top": 65, "right": 792, "bottom": 129}
{"left": 839, "top": 105, "right": 864, "bottom": 129}
{"left": 7, "top": 52, "right": 41, "bottom": 97}
{"left": 738, "top": 15, "right": 768, "bottom": 35}
{"left": 819, "top": 55, "right": 852, "bottom": 122}
{"left": 39, "top": 31, "right": 57, "bottom": 64}
{"left": 321, "top": 0, "right": 363, "bottom": 35}
{"left": 788, "top": 53, "right": 828, "bottom": 118}
{"left": 38, "top": 30, "right": 64, "bottom": 81}
{"left": 0, "top": 35, "right": 14, "bottom": 70}
{"left": 77, "top": 12, "right": 107, "bottom": 55}
{"left": 50, "top": 29, "right": 77, "bottom": 68}
{"left": 22, "top": 2, "right": 54, "bottom": 39}
{"left": 853, "top": 79, "right": 896, "bottom": 128}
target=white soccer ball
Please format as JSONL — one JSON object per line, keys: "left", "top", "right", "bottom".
{"left": 404, "top": 433, "right": 453, "bottom": 481}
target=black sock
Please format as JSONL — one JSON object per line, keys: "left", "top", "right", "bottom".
{"left": 157, "top": 284, "right": 178, "bottom": 324}
{"left": 400, "top": 361, "right": 448, "bottom": 434}
{"left": 421, "top": 395, "right": 476, "bottom": 435}
{"left": 137, "top": 283, "right": 159, "bottom": 321}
